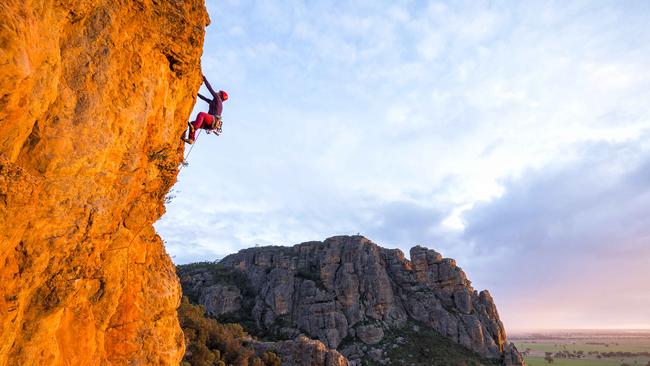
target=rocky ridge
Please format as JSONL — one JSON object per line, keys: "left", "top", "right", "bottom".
{"left": 247, "top": 335, "right": 349, "bottom": 366}
{"left": 179, "top": 236, "right": 525, "bottom": 365}
{"left": 0, "top": 1, "right": 208, "bottom": 365}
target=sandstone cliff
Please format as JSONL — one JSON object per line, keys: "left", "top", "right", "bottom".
{"left": 179, "top": 236, "right": 525, "bottom": 366}
{"left": 0, "top": 1, "right": 208, "bottom": 365}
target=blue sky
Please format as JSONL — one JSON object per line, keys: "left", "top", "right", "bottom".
{"left": 155, "top": 0, "right": 650, "bottom": 330}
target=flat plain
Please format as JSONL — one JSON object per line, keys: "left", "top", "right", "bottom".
{"left": 511, "top": 330, "right": 650, "bottom": 366}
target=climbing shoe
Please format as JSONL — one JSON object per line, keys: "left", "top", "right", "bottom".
{"left": 180, "top": 131, "right": 194, "bottom": 144}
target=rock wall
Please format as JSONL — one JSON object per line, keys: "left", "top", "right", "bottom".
{"left": 0, "top": 1, "right": 208, "bottom": 365}
{"left": 249, "top": 335, "right": 349, "bottom": 366}
{"left": 181, "top": 236, "right": 525, "bottom": 365}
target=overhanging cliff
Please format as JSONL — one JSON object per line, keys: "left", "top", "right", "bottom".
{"left": 0, "top": 1, "right": 208, "bottom": 365}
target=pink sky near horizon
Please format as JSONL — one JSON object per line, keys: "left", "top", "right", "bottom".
{"left": 497, "top": 245, "right": 650, "bottom": 332}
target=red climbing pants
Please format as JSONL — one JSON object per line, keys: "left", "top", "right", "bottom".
{"left": 189, "top": 112, "right": 215, "bottom": 140}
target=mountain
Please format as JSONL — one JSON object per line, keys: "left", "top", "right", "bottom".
{"left": 0, "top": 0, "right": 207, "bottom": 364}
{"left": 178, "top": 236, "right": 525, "bottom": 366}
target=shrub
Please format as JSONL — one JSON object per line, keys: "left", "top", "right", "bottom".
{"left": 261, "top": 351, "right": 281, "bottom": 366}
{"left": 178, "top": 297, "right": 280, "bottom": 366}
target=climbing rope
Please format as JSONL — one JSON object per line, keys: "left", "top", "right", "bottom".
{"left": 112, "top": 124, "right": 207, "bottom": 355}
{"left": 180, "top": 129, "right": 202, "bottom": 169}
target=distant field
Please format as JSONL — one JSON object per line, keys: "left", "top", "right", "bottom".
{"left": 523, "top": 357, "right": 641, "bottom": 366}
{"left": 511, "top": 331, "right": 650, "bottom": 366}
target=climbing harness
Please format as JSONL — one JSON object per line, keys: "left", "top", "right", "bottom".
{"left": 208, "top": 115, "right": 223, "bottom": 135}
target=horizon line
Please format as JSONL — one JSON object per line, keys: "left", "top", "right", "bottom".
{"left": 508, "top": 328, "right": 650, "bottom": 333}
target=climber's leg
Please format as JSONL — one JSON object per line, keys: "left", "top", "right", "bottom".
{"left": 181, "top": 120, "right": 199, "bottom": 145}
{"left": 194, "top": 112, "right": 214, "bottom": 130}
{"left": 188, "top": 113, "right": 209, "bottom": 141}
{"left": 181, "top": 112, "right": 214, "bottom": 144}
{"left": 181, "top": 130, "right": 194, "bottom": 144}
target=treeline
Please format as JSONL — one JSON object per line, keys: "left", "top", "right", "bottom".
{"left": 549, "top": 350, "right": 650, "bottom": 359}
{"left": 540, "top": 349, "right": 650, "bottom": 365}
{"left": 597, "top": 351, "right": 650, "bottom": 358}
{"left": 179, "top": 297, "right": 281, "bottom": 366}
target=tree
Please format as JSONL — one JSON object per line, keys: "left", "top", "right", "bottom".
{"left": 261, "top": 352, "right": 281, "bottom": 366}
{"left": 544, "top": 353, "right": 554, "bottom": 364}
{"left": 178, "top": 297, "right": 280, "bottom": 366}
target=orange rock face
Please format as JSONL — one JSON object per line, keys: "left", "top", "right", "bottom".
{"left": 0, "top": 1, "right": 208, "bottom": 365}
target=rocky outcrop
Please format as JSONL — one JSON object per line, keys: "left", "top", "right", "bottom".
{"left": 0, "top": 1, "right": 208, "bottom": 365}
{"left": 249, "top": 335, "right": 349, "bottom": 366}
{"left": 180, "top": 236, "right": 524, "bottom": 365}
{"left": 199, "top": 284, "right": 243, "bottom": 316}
{"left": 503, "top": 343, "right": 527, "bottom": 366}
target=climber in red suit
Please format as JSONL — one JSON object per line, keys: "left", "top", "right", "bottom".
{"left": 182, "top": 74, "right": 228, "bottom": 144}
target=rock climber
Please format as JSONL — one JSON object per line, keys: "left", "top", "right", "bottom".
{"left": 181, "top": 74, "right": 228, "bottom": 144}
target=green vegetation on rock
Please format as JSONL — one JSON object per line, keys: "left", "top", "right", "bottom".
{"left": 178, "top": 262, "right": 253, "bottom": 302}
{"left": 178, "top": 297, "right": 280, "bottom": 366}
{"left": 178, "top": 262, "right": 260, "bottom": 335}
{"left": 362, "top": 320, "right": 502, "bottom": 366}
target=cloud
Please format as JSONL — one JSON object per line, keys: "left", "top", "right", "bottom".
{"left": 459, "top": 137, "right": 650, "bottom": 329}
{"left": 157, "top": 0, "right": 650, "bottom": 329}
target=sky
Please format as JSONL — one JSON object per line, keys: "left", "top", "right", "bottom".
{"left": 155, "top": 0, "right": 650, "bottom": 331}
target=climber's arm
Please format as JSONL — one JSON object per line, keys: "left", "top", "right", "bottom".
{"left": 202, "top": 75, "right": 220, "bottom": 99}
{"left": 197, "top": 93, "right": 211, "bottom": 103}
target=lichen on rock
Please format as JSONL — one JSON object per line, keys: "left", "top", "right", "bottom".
{"left": 0, "top": 0, "right": 208, "bottom": 365}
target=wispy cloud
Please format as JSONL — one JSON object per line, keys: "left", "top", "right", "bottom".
{"left": 460, "top": 138, "right": 650, "bottom": 329}
{"left": 156, "top": 0, "right": 650, "bottom": 329}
